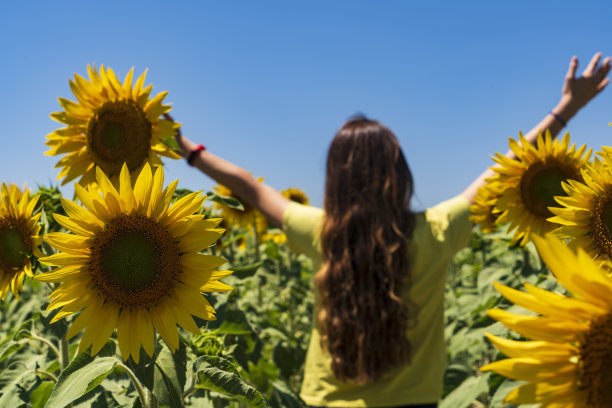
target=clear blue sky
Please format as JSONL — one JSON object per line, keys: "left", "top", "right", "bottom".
{"left": 2, "top": 1, "right": 612, "bottom": 210}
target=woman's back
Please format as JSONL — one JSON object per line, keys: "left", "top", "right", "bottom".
{"left": 283, "top": 196, "right": 472, "bottom": 406}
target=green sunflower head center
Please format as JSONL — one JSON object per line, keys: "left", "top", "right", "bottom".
{"left": 0, "top": 217, "right": 31, "bottom": 270}
{"left": 87, "top": 99, "right": 152, "bottom": 178}
{"left": 101, "top": 122, "right": 126, "bottom": 151}
{"left": 101, "top": 230, "right": 157, "bottom": 291}
{"left": 519, "top": 160, "right": 579, "bottom": 218}
{"left": 580, "top": 313, "right": 612, "bottom": 406}
{"left": 590, "top": 194, "right": 612, "bottom": 258}
{"left": 89, "top": 214, "right": 181, "bottom": 309}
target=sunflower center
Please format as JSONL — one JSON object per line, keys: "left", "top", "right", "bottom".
{"left": 87, "top": 99, "right": 152, "bottom": 178}
{"left": 89, "top": 214, "right": 181, "bottom": 309}
{"left": 580, "top": 314, "right": 612, "bottom": 407}
{"left": 519, "top": 160, "right": 578, "bottom": 218}
{"left": 101, "top": 231, "right": 157, "bottom": 291}
{"left": 590, "top": 193, "right": 612, "bottom": 258}
{"left": 289, "top": 193, "right": 306, "bottom": 205}
{"left": 101, "top": 122, "right": 126, "bottom": 151}
{"left": 0, "top": 217, "right": 31, "bottom": 271}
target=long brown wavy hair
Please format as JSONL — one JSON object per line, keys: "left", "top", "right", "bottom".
{"left": 315, "top": 116, "right": 417, "bottom": 384}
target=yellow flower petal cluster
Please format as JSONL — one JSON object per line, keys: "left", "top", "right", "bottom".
{"left": 281, "top": 187, "right": 310, "bottom": 206}
{"left": 213, "top": 182, "right": 267, "bottom": 236}
{"left": 491, "top": 131, "right": 590, "bottom": 245}
{"left": 549, "top": 152, "right": 612, "bottom": 262}
{"left": 482, "top": 235, "right": 612, "bottom": 407}
{"left": 37, "top": 163, "right": 231, "bottom": 363}
{"left": 469, "top": 177, "right": 502, "bottom": 233}
{"left": 45, "top": 65, "right": 181, "bottom": 187}
{"left": 261, "top": 230, "right": 287, "bottom": 245}
{"left": 0, "top": 184, "right": 41, "bottom": 300}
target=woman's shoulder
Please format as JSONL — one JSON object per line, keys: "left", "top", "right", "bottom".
{"left": 282, "top": 202, "right": 325, "bottom": 256}
{"left": 415, "top": 195, "right": 472, "bottom": 247}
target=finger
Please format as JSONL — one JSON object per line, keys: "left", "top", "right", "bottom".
{"left": 597, "top": 77, "right": 610, "bottom": 92}
{"left": 566, "top": 56, "right": 578, "bottom": 79}
{"left": 596, "top": 58, "right": 612, "bottom": 82}
{"left": 583, "top": 52, "right": 602, "bottom": 77}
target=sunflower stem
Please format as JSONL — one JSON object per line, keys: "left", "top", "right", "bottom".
{"left": 34, "top": 368, "right": 59, "bottom": 383}
{"left": 59, "top": 337, "right": 70, "bottom": 371}
{"left": 29, "top": 332, "right": 61, "bottom": 360}
{"left": 116, "top": 361, "right": 149, "bottom": 408}
{"left": 144, "top": 387, "right": 159, "bottom": 408}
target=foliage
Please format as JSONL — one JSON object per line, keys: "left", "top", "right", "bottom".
{"left": 0, "top": 185, "right": 564, "bottom": 407}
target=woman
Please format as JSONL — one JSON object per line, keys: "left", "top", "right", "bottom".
{"left": 171, "top": 53, "right": 610, "bottom": 407}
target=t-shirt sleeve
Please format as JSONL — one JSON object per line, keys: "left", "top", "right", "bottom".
{"left": 425, "top": 195, "right": 472, "bottom": 253}
{"left": 282, "top": 202, "right": 325, "bottom": 257}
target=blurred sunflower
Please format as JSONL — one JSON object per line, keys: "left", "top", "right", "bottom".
{"left": 213, "top": 182, "right": 267, "bottom": 236}
{"left": 281, "top": 187, "right": 310, "bottom": 205}
{"left": 549, "top": 153, "right": 612, "bottom": 262}
{"left": 261, "top": 229, "right": 287, "bottom": 245}
{"left": 45, "top": 65, "right": 181, "bottom": 187}
{"left": 37, "top": 163, "right": 231, "bottom": 363}
{"left": 0, "top": 184, "right": 42, "bottom": 300}
{"left": 469, "top": 177, "right": 502, "bottom": 233}
{"left": 482, "top": 235, "right": 612, "bottom": 407}
{"left": 491, "top": 131, "right": 590, "bottom": 245}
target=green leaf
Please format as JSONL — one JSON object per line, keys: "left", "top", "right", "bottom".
{"left": 193, "top": 355, "right": 266, "bottom": 408}
{"left": 206, "top": 191, "right": 245, "bottom": 210}
{"left": 161, "top": 137, "right": 180, "bottom": 151}
{"left": 0, "top": 339, "right": 27, "bottom": 363}
{"left": 0, "top": 368, "right": 37, "bottom": 407}
{"left": 212, "top": 309, "right": 254, "bottom": 335}
{"left": 232, "top": 261, "right": 264, "bottom": 279}
{"left": 45, "top": 353, "right": 117, "bottom": 408}
{"left": 129, "top": 340, "right": 187, "bottom": 408}
{"left": 264, "top": 241, "right": 280, "bottom": 260}
{"left": 271, "top": 380, "right": 306, "bottom": 408}
{"left": 30, "top": 381, "right": 54, "bottom": 408}
{"left": 440, "top": 373, "right": 490, "bottom": 408}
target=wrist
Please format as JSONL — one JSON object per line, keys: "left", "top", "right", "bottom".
{"left": 187, "top": 144, "right": 206, "bottom": 166}
{"left": 553, "top": 97, "right": 579, "bottom": 122}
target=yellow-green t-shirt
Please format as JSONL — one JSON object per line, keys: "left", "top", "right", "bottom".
{"left": 282, "top": 195, "right": 472, "bottom": 407}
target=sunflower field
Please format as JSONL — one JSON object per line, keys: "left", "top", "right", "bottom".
{"left": 1, "top": 63, "right": 612, "bottom": 408}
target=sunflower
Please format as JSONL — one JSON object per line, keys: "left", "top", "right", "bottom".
{"left": 0, "top": 184, "right": 42, "bottom": 300}
{"left": 213, "top": 182, "right": 267, "bottom": 236}
{"left": 281, "top": 187, "right": 310, "bottom": 205}
{"left": 37, "top": 163, "right": 231, "bottom": 363}
{"left": 549, "top": 152, "right": 612, "bottom": 262}
{"left": 45, "top": 65, "right": 181, "bottom": 187}
{"left": 481, "top": 235, "right": 612, "bottom": 407}
{"left": 261, "top": 230, "right": 287, "bottom": 245}
{"left": 469, "top": 177, "right": 503, "bottom": 233}
{"left": 491, "top": 131, "right": 591, "bottom": 245}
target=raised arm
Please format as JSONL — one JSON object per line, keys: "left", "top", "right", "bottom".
{"left": 168, "top": 117, "right": 290, "bottom": 228}
{"left": 461, "top": 52, "right": 611, "bottom": 204}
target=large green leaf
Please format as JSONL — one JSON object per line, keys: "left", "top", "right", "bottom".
{"left": 440, "top": 373, "right": 490, "bottom": 408}
{"left": 45, "top": 353, "right": 117, "bottom": 408}
{"left": 29, "top": 381, "right": 54, "bottom": 408}
{"left": 194, "top": 355, "right": 266, "bottom": 408}
{"left": 129, "top": 340, "right": 187, "bottom": 408}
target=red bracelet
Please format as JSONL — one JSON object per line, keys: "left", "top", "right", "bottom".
{"left": 187, "top": 144, "right": 206, "bottom": 166}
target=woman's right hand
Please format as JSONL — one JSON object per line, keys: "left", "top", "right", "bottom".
{"left": 558, "top": 52, "right": 611, "bottom": 119}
